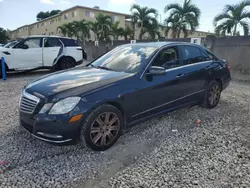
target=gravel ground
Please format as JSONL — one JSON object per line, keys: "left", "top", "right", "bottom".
{"left": 0, "top": 70, "right": 249, "bottom": 188}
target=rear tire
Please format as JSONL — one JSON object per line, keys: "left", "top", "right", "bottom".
{"left": 59, "top": 57, "right": 76, "bottom": 70}
{"left": 80, "top": 104, "right": 123, "bottom": 151}
{"left": 202, "top": 80, "right": 221, "bottom": 109}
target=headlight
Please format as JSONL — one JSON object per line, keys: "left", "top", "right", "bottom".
{"left": 39, "top": 103, "right": 53, "bottom": 114}
{"left": 40, "top": 97, "right": 81, "bottom": 115}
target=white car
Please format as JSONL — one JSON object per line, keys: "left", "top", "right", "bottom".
{"left": 0, "top": 35, "right": 84, "bottom": 73}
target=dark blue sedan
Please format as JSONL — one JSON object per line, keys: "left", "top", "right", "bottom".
{"left": 19, "top": 42, "right": 231, "bottom": 151}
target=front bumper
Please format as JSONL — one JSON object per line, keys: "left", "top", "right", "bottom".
{"left": 20, "top": 112, "right": 83, "bottom": 144}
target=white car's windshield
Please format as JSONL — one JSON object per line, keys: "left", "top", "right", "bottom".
{"left": 4, "top": 41, "right": 17, "bottom": 48}
{"left": 90, "top": 45, "right": 157, "bottom": 73}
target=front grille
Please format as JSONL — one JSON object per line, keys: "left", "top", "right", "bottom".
{"left": 20, "top": 91, "right": 40, "bottom": 114}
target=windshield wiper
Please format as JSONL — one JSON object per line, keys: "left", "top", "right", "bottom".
{"left": 89, "top": 64, "right": 96, "bottom": 68}
{"left": 96, "top": 66, "right": 114, "bottom": 71}
{"left": 89, "top": 64, "right": 114, "bottom": 71}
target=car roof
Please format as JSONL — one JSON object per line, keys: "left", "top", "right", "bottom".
{"left": 26, "top": 35, "right": 72, "bottom": 39}
{"left": 122, "top": 41, "right": 203, "bottom": 49}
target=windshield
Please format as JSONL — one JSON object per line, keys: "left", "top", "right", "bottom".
{"left": 4, "top": 41, "right": 17, "bottom": 48}
{"left": 90, "top": 45, "right": 157, "bottom": 73}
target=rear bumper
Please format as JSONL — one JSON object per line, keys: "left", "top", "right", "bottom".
{"left": 222, "top": 73, "right": 231, "bottom": 90}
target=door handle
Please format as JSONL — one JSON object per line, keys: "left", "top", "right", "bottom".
{"left": 176, "top": 73, "right": 185, "bottom": 78}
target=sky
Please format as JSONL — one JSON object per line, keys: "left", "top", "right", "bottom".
{"left": 0, "top": 0, "right": 243, "bottom": 32}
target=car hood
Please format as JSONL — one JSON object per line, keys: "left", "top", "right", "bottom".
{"left": 0, "top": 47, "right": 7, "bottom": 51}
{"left": 25, "top": 66, "right": 133, "bottom": 99}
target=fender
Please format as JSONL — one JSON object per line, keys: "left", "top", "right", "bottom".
{"left": 52, "top": 45, "right": 76, "bottom": 68}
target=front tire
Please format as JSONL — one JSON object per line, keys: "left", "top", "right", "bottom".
{"left": 202, "top": 80, "right": 221, "bottom": 109}
{"left": 80, "top": 104, "right": 123, "bottom": 151}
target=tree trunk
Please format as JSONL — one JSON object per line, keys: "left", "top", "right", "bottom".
{"left": 139, "top": 22, "right": 143, "bottom": 40}
{"left": 233, "top": 23, "right": 237, "bottom": 36}
{"left": 177, "top": 28, "right": 181, "bottom": 38}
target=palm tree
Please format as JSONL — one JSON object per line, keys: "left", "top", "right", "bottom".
{"left": 122, "top": 26, "right": 134, "bottom": 40}
{"left": 64, "top": 22, "right": 75, "bottom": 38}
{"left": 214, "top": 1, "right": 250, "bottom": 36}
{"left": 111, "top": 21, "right": 124, "bottom": 40}
{"left": 164, "top": 15, "right": 191, "bottom": 38}
{"left": 71, "top": 21, "right": 81, "bottom": 39}
{"left": 94, "top": 13, "right": 113, "bottom": 41}
{"left": 89, "top": 21, "right": 100, "bottom": 41}
{"left": 164, "top": 16, "right": 179, "bottom": 38}
{"left": 130, "top": 4, "right": 158, "bottom": 39}
{"left": 58, "top": 20, "right": 90, "bottom": 42}
{"left": 164, "top": 0, "right": 201, "bottom": 38}
{"left": 143, "top": 20, "right": 162, "bottom": 40}
{"left": 57, "top": 25, "right": 68, "bottom": 36}
{"left": 77, "top": 20, "right": 91, "bottom": 42}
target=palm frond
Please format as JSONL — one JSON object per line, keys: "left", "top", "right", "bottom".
{"left": 240, "top": 20, "right": 250, "bottom": 35}
{"left": 213, "top": 13, "right": 233, "bottom": 26}
{"left": 215, "top": 20, "right": 234, "bottom": 35}
{"left": 186, "top": 4, "right": 201, "bottom": 18}
{"left": 240, "top": 12, "right": 250, "bottom": 19}
{"left": 164, "top": 3, "right": 182, "bottom": 13}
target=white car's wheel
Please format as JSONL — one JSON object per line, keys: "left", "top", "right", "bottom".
{"left": 59, "top": 57, "right": 76, "bottom": 70}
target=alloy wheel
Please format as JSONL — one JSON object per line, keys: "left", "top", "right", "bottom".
{"left": 90, "top": 112, "right": 120, "bottom": 146}
{"left": 208, "top": 84, "right": 220, "bottom": 106}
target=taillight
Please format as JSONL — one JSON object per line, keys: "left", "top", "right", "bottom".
{"left": 226, "top": 63, "right": 230, "bottom": 72}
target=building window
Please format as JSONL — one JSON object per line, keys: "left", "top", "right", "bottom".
{"left": 72, "top": 11, "right": 77, "bottom": 17}
{"left": 91, "top": 12, "right": 95, "bottom": 18}
{"left": 64, "top": 14, "right": 68, "bottom": 19}
{"left": 85, "top": 11, "right": 95, "bottom": 18}
{"left": 112, "top": 15, "right": 119, "bottom": 23}
{"left": 37, "top": 24, "right": 39, "bottom": 28}
{"left": 58, "top": 17, "right": 61, "bottom": 22}
{"left": 85, "top": 11, "right": 90, "bottom": 17}
{"left": 41, "top": 23, "right": 44, "bottom": 27}
{"left": 49, "top": 32, "right": 54, "bottom": 35}
{"left": 49, "top": 20, "right": 54, "bottom": 25}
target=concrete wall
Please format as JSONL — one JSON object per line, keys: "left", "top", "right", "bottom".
{"left": 205, "top": 36, "right": 250, "bottom": 74}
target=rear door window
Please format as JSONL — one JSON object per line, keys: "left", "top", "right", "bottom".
{"left": 60, "top": 38, "right": 78, "bottom": 47}
{"left": 44, "top": 38, "right": 62, "bottom": 47}
{"left": 181, "top": 46, "right": 210, "bottom": 65}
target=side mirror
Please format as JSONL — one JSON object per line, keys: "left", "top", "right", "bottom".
{"left": 147, "top": 66, "right": 166, "bottom": 76}
{"left": 20, "top": 44, "right": 29, "bottom": 49}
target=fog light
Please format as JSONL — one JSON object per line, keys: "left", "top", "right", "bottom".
{"left": 69, "top": 114, "right": 83, "bottom": 123}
